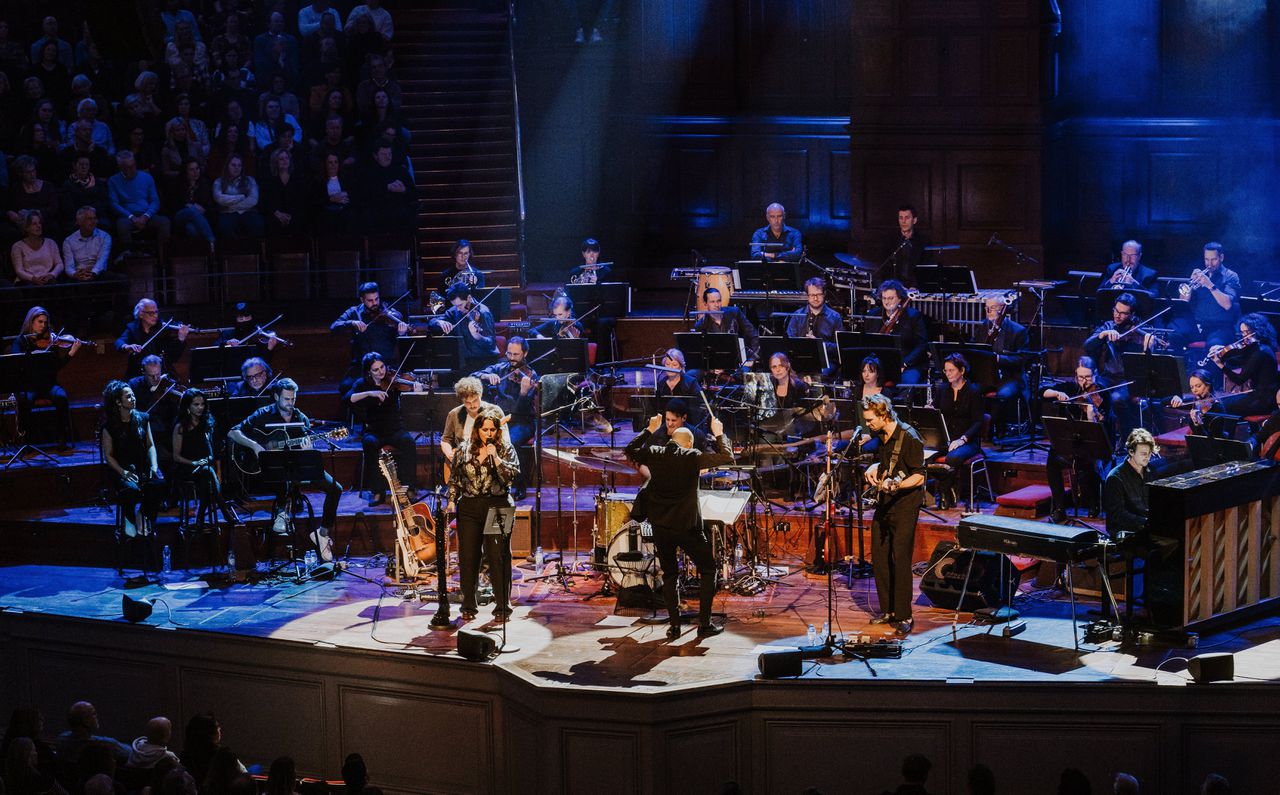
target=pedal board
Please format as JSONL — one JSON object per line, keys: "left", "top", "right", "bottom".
{"left": 841, "top": 635, "right": 904, "bottom": 659}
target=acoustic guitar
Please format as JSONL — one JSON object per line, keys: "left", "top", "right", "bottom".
{"left": 232, "top": 426, "right": 349, "bottom": 475}
{"left": 378, "top": 450, "right": 442, "bottom": 580}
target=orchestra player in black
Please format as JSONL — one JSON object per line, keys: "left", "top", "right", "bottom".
{"left": 228, "top": 378, "right": 342, "bottom": 562}
{"left": 865, "top": 279, "right": 928, "bottom": 384}
{"left": 1206, "top": 313, "right": 1279, "bottom": 417}
{"left": 1083, "top": 293, "right": 1158, "bottom": 443}
{"left": 216, "top": 302, "right": 281, "bottom": 360}
{"left": 330, "top": 282, "right": 409, "bottom": 396}
{"left": 128, "top": 354, "right": 178, "bottom": 471}
{"left": 101, "top": 379, "right": 164, "bottom": 540}
{"left": 115, "top": 298, "right": 190, "bottom": 378}
{"left": 11, "top": 305, "right": 79, "bottom": 450}
{"left": 1041, "top": 357, "right": 1111, "bottom": 520}
{"left": 1103, "top": 429, "right": 1155, "bottom": 540}
{"left": 172, "top": 387, "right": 240, "bottom": 533}
{"left": 930, "top": 353, "right": 984, "bottom": 507}
{"left": 655, "top": 348, "right": 702, "bottom": 401}
{"left": 347, "top": 352, "right": 422, "bottom": 506}
{"left": 692, "top": 287, "right": 759, "bottom": 367}
{"left": 979, "top": 295, "right": 1029, "bottom": 432}
{"left": 440, "top": 239, "right": 486, "bottom": 290}
{"left": 228, "top": 357, "right": 273, "bottom": 398}
{"left": 1099, "top": 240, "right": 1158, "bottom": 292}
{"left": 472, "top": 336, "right": 538, "bottom": 498}
{"left": 427, "top": 281, "right": 499, "bottom": 371}
{"left": 887, "top": 204, "right": 931, "bottom": 287}
{"left": 532, "top": 296, "right": 587, "bottom": 339}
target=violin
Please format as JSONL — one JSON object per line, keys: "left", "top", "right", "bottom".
{"left": 375, "top": 372, "right": 423, "bottom": 393}
{"left": 557, "top": 318, "right": 581, "bottom": 339}
{"left": 28, "top": 332, "right": 91, "bottom": 350}
{"left": 1203, "top": 331, "right": 1255, "bottom": 367}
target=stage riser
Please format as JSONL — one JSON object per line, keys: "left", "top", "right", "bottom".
{"left": 3, "top": 612, "right": 1276, "bottom": 795}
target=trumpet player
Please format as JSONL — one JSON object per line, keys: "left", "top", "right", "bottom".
{"left": 1176, "top": 242, "right": 1241, "bottom": 348}
{"left": 1100, "top": 240, "right": 1157, "bottom": 291}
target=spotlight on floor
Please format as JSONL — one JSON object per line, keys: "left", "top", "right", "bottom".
{"left": 457, "top": 629, "right": 497, "bottom": 662}
{"left": 122, "top": 594, "right": 154, "bottom": 623}
{"left": 1188, "top": 653, "right": 1234, "bottom": 684}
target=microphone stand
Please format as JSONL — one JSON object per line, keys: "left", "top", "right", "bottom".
{"left": 987, "top": 234, "right": 1041, "bottom": 267}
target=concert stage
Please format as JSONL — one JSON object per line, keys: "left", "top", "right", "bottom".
{"left": 3, "top": 532, "right": 1280, "bottom": 794}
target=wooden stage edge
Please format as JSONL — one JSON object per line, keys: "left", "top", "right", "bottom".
{"left": 2, "top": 554, "right": 1280, "bottom": 794}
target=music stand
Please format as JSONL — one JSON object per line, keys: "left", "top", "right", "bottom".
{"left": 1121, "top": 351, "right": 1185, "bottom": 402}
{"left": 735, "top": 261, "right": 798, "bottom": 291}
{"left": 538, "top": 372, "right": 585, "bottom": 443}
{"left": 399, "top": 335, "right": 464, "bottom": 384}
{"left": 1042, "top": 416, "right": 1112, "bottom": 526}
{"left": 931, "top": 342, "right": 1000, "bottom": 393}
{"left": 190, "top": 344, "right": 262, "bottom": 384}
{"left": 889, "top": 405, "right": 948, "bottom": 522}
{"left": 837, "top": 346, "right": 902, "bottom": 385}
{"left": 1186, "top": 434, "right": 1253, "bottom": 469}
{"left": 758, "top": 335, "right": 829, "bottom": 376}
{"left": 0, "top": 351, "right": 59, "bottom": 466}
{"left": 527, "top": 337, "right": 589, "bottom": 375}
{"left": 565, "top": 282, "right": 631, "bottom": 319}
{"left": 673, "top": 332, "right": 744, "bottom": 373}
{"left": 836, "top": 330, "right": 900, "bottom": 350}
{"left": 916, "top": 265, "right": 978, "bottom": 294}
{"left": 258, "top": 447, "right": 327, "bottom": 578}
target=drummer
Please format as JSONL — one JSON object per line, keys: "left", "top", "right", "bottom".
{"left": 750, "top": 202, "right": 803, "bottom": 262}
{"left": 568, "top": 237, "right": 611, "bottom": 284}
{"left": 637, "top": 399, "right": 711, "bottom": 480}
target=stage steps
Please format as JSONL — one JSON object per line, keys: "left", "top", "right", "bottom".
{"left": 396, "top": 6, "right": 523, "bottom": 290}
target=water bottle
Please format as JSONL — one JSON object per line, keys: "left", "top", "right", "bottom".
{"left": 734, "top": 542, "right": 743, "bottom": 569}
{"left": 227, "top": 549, "right": 236, "bottom": 571}
{"left": 535, "top": 545, "right": 544, "bottom": 571}
{"left": 820, "top": 621, "right": 829, "bottom": 644}
{"left": 162, "top": 545, "right": 171, "bottom": 574}
{"left": 806, "top": 624, "right": 818, "bottom": 647}
{"left": 305, "top": 550, "right": 317, "bottom": 573}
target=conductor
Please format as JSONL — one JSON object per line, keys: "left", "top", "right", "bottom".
{"left": 625, "top": 413, "right": 734, "bottom": 640}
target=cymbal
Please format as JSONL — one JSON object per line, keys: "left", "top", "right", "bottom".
{"left": 541, "top": 447, "right": 635, "bottom": 473}
{"left": 586, "top": 447, "right": 630, "bottom": 461}
{"left": 834, "top": 252, "right": 876, "bottom": 270}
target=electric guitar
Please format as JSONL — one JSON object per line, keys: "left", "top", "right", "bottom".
{"left": 378, "top": 451, "right": 441, "bottom": 580}
{"left": 232, "top": 426, "right": 349, "bottom": 475}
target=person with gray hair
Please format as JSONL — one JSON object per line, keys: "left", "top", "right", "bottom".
{"left": 107, "top": 150, "right": 170, "bottom": 255}
{"left": 114, "top": 298, "right": 190, "bottom": 378}
{"left": 1101, "top": 240, "right": 1157, "bottom": 291}
{"left": 750, "top": 201, "right": 802, "bottom": 261}
{"left": 62, "top": 205, "right": 112, "bottom": 280}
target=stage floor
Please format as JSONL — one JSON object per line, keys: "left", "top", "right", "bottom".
{"left": 4, "top": 555, "right": 1278, "bottom": 693}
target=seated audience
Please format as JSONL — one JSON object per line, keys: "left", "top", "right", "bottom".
{"left": 211, "top": 154, "right": 262, "bottom": 241}
{"left": 61, "top": 204, "right": 112, "bottom": 280}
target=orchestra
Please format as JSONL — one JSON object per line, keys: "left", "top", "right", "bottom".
{"left": 14, "top": 222, "right": 1280, "bottom": 638}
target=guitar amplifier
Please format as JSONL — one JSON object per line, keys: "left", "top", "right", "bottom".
{"left": 510, "top": 507, "right": 532, "bottom": 557}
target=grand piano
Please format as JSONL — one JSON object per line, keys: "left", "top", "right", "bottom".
{"left": 1147, "top": 460, "right": 1280, "bottom": 630}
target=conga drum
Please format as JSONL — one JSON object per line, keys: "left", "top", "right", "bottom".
{"left": 695, "top": 266, "right": 734, "bottom": 312}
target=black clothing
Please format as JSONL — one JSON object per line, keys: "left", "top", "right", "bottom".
{"left": 1220, "top": 344, "right": 1279, "bottom": 416}
{"left": 114, "top": 320, "right": 187, "bottom": 378}
{"left": 347, "top": 378, "right": 418, "bottom": 493}
{"left": 691, "top": 307, "right": 759, "bottom": 363}
{"left": 1083, "top": 319, "right": 1145, "bottom": 382}
{"left": 1100, "top": 260, "right": 1158, "bottom": 291}
{"left": 8, "top": 340, "right": 72, "bottom": 443}
{"left": 656, "top": 372, "right": 701, "bottom": 401}
{"left": 449, "top": 439, "right": 520, "bottom": 614}
{"left": 625, "top": 428, "right": 734, "bottom": 627}
{"left": 784, "top": 304, "right": 843, "bottom": 343}
{"left": 104, "top": 409, "right": 163, "bottom": 530}
{"left": 259, "top": 173, "right": 311, "bottom": 235}
{"left": 129, "top": 375, "right": 177, "bottom": 467}
{"left": 532, "top": 317, "right": 586, "bottom": 340}
{"left": 869, "top": 421, "right": 926, "bottom": 620}
{"left": 934, "top": 381, "right": 984, "bottom": 445}
{"left": 235, "top": 404, "right": 343, "bottom": 528}
{"left": 359, "top": 160, "right": 416, "bottom": 234}
{"left": 440, "top": 264, "right": 485, "bottom": 290}
{"left": 887, "top": 230, "right": 931, "bottom": 286}
{"left": 428, "top": 302, "right": 498, "bottom": 363}
{"left": 1254, "top": 410, "right": 1280, "bottom": 458}
{"left": 1103, "top": 460, "right": 1150, "bottom": 538}
{"left": 866, "top": 306, "right": 929, "bottom": 377}
{"left": 330, "top": 303, "right": 404, "bottom": 394}
{"left": 980, "top": 317, "right": 1029, "bottom": 379}
{"left": 1189, "top": 265, "right": 1241, "bottom": 340}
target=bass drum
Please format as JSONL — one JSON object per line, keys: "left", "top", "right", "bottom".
{"left": 605, "top": 523, "right": 662, "bottom": 592}
{"left": 593, "top": 493, "right": 635, "bottom": 559}
{"left": 695, "top": 266, "right": 734, "bottom": 312}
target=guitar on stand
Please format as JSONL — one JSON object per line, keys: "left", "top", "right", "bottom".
{"left": 232, "top": 426, "right": 349, "bottom": 475}
{"left": 377, "top": 451, "right": 444, "bottom": 584}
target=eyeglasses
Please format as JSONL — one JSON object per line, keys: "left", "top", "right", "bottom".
{"left": 139, "top": 310, "right": 158, "bottom": 316}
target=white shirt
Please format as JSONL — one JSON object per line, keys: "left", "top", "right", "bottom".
{"left": 62, "top": 227, "right": 113, "bottom": 276}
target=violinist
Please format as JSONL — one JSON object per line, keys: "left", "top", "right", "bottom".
{"left": 1169, "top": 368, "right": 1223, "bottom": 436}
{"left": 978, "top": 295, "right": 1029, "bottom": 432}
{"left": 1206, "top": 313, "right": 1279, "bottom": 417}
{"left": 692, "top": 287, "right": 759, "bottom": 368}
{"left": 11, "top": 306, "right": 80, "bottom": 450}
{"left": 216, "top": 302, "right": 281, "bottom": 360}
{"left": 472, "top": 337, "right": 537, "bottom": 499}
{"left": 532, "top": 296, "right": 586, "bottom": 340}
{"left": 172, "top": 388, "right": 242, "bottom": 536}
{"left": 101, "top": 379, "right": 164, "bottom": 542}
{"left": 864, "top": 279, "right": 926, "bottom": 384}
{"left": 128, "top": 354, "right": 177, "bottom": 470}
{"left": 115, "top": 298, "right": 190, "bottom": 378}
{"left": 330, "top": 281, "right": 409, "bottom": 396}
{"left": 1042, "top": 357, "right": 1109, "bottom": 521}
{"left": 1083, "top": 293, "right": 1157, "bottom": 440}
{"left": 228, "top": 356, "right": 272, "bottom": 398}
{"left": 440, "top": 238, "right": 486, "bottom": 290}
{"left": 347, "top": 352, "right": 422, "bottom": 506}
{"left": 427, "top": 282, "right": 499, "bottom": 371}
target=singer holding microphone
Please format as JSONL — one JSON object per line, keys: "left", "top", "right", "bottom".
{"left": 448, "top": 407, "right": 520, "bottom": 623}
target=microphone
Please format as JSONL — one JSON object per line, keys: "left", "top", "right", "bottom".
{"left": 987, "top": 233, "right": 998, "bottom": 246}
{"left": 691, "top": 249, "right": 707, "bottom": 264}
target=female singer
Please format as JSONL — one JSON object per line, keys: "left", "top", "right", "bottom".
{"left": 11, "top": 306, "right": 80, "bottom": 449}
{"left": 1209, "top": 313, "right": 1279, "bottom": 417}
{"left": 930, "top": 353, "right": 984, "bottom": 507}
{"left": 101, "top": 379, "right": 163, "bottom": 540}
{"left": 172, "top": 388, "right": 239, "bottom": 534}
{"left": 448, "top": 407, "right": 519, "bottom": 623}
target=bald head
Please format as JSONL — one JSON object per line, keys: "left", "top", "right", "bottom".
{"left": 146, "top": 716, "right": 172, "bottom": 745}
{"left": 68, "top": 701, "right": 98, "bottom": 733}
{"left": 671, "top": 427, "right": 694, "bottom": 449}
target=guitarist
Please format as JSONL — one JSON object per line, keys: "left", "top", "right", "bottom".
{"left": 228, "top": 377, "right": 344, "bottom": 562}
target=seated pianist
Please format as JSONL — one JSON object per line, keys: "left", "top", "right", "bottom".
{"left": 532, "top": 296, "right": 587, "bottom": 339}
{"left": 1103, "top": 430, "right": 1157, "bottom": 615}
{"left": 568, "top": 237, "right": 611, "bottom": 284}
{"left": 864, "top": 279, "right": 927, "bottom": 385}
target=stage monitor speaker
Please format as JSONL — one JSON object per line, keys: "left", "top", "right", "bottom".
{"left": 1188, "top": 653, "right": 1234, "bottom": 683}
{"left": 920, "top": 541, "right": 1017, "bottom": 612}
{"left": 457, "top": 629, "right": 497, "bottom": 662}
{"left": 758, "top": 650, "right": 804, "bottom": 679}
{"left": 122, "top": 594, "right": 154, "bottom": 623}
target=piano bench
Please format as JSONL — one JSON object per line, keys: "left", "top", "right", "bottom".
{"left": 994, "top": 484, "right": 1052, "bottom": 519}
{"left": 1155, "top": 426, "right": 1190, "bottom": 449}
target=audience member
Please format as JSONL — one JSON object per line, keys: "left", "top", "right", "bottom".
{"left": 253, "top": 13, "right": 299, "bottom": 87}
{"left": 1113, "top": 772, "right": 1139, "bottom": 794}
{"left": 165, "top": 157, "right": 216, "bottom": 249}
{"left": 1058, "top": 768, "right": 1092, "bottom": 795}
{"left": 360, "top": 142, "right": 414, "bottom": 233}
{"left": 127, "top": 718, "right": 180, "bottom": 769}
{"left": 62, "top": 205, "right": 112, "bottom": 280}
{"left": 880, "top": 754, "right": 933, "bottom": 795}
{"left": 1, "top": 707, "right": 57, "bottom": 776}
{"left": 355, "top": 54, "right": 400, "bottom": 116}
{"left": 10, "top": 210, "right": 63, "bottom": 285}
{"left": 52, "top": 702, "right": 130, "bottom": 767}
{"left": 260, "top": 149, "right": 309, "bottom": 235}
{"left": 29, "top": 43, "right": 70, "bottom": 107}
{"left": 160, "top": 0, "right": 201, "bottom": 43}
{"left": 160, "top": 118, "right": 205, "bottom": 180}
{"left": 347, "top": 1, "right": 394, "bottom": 41}
{"left": 178, "top": 713, "right": 221, "bottom": 786}
{"left": 5, "top": 155, "right": 60, "bottom": 244}
{"left": 58, "top": 118, "right": 115, "bottom": 181}
{"left": 108, "top": 150, "right": 170, "bottom": 254}
{"left": 170, "top": 94, "right": 211, "bottom": 159}
{"left": 2, "top": 737, "right": 65, "bottom": 795}
{"left": 211, "top": 153, "right": 263, "bottom": 241}
{"left": 29, "top": 17, "right": 73, "bottom": 71}
{"left": 120, "top": 124, "right": 159, "bottom": 173}
{"left": 315, "top": 151, "right": 355, "bottom": 234}
{"left": 299, "top": 2, "right": 343, "bottom": 39}
{"left": 265, "top": 756, "right": 300, "bottom": 795}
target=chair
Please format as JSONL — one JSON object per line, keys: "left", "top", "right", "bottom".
{"left": 949, "top": 414, "right": 994, "bottom": 512}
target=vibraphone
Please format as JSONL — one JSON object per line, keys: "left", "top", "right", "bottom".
{"left": 908, "top": 290, "right": 1017, "bottom": 328}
